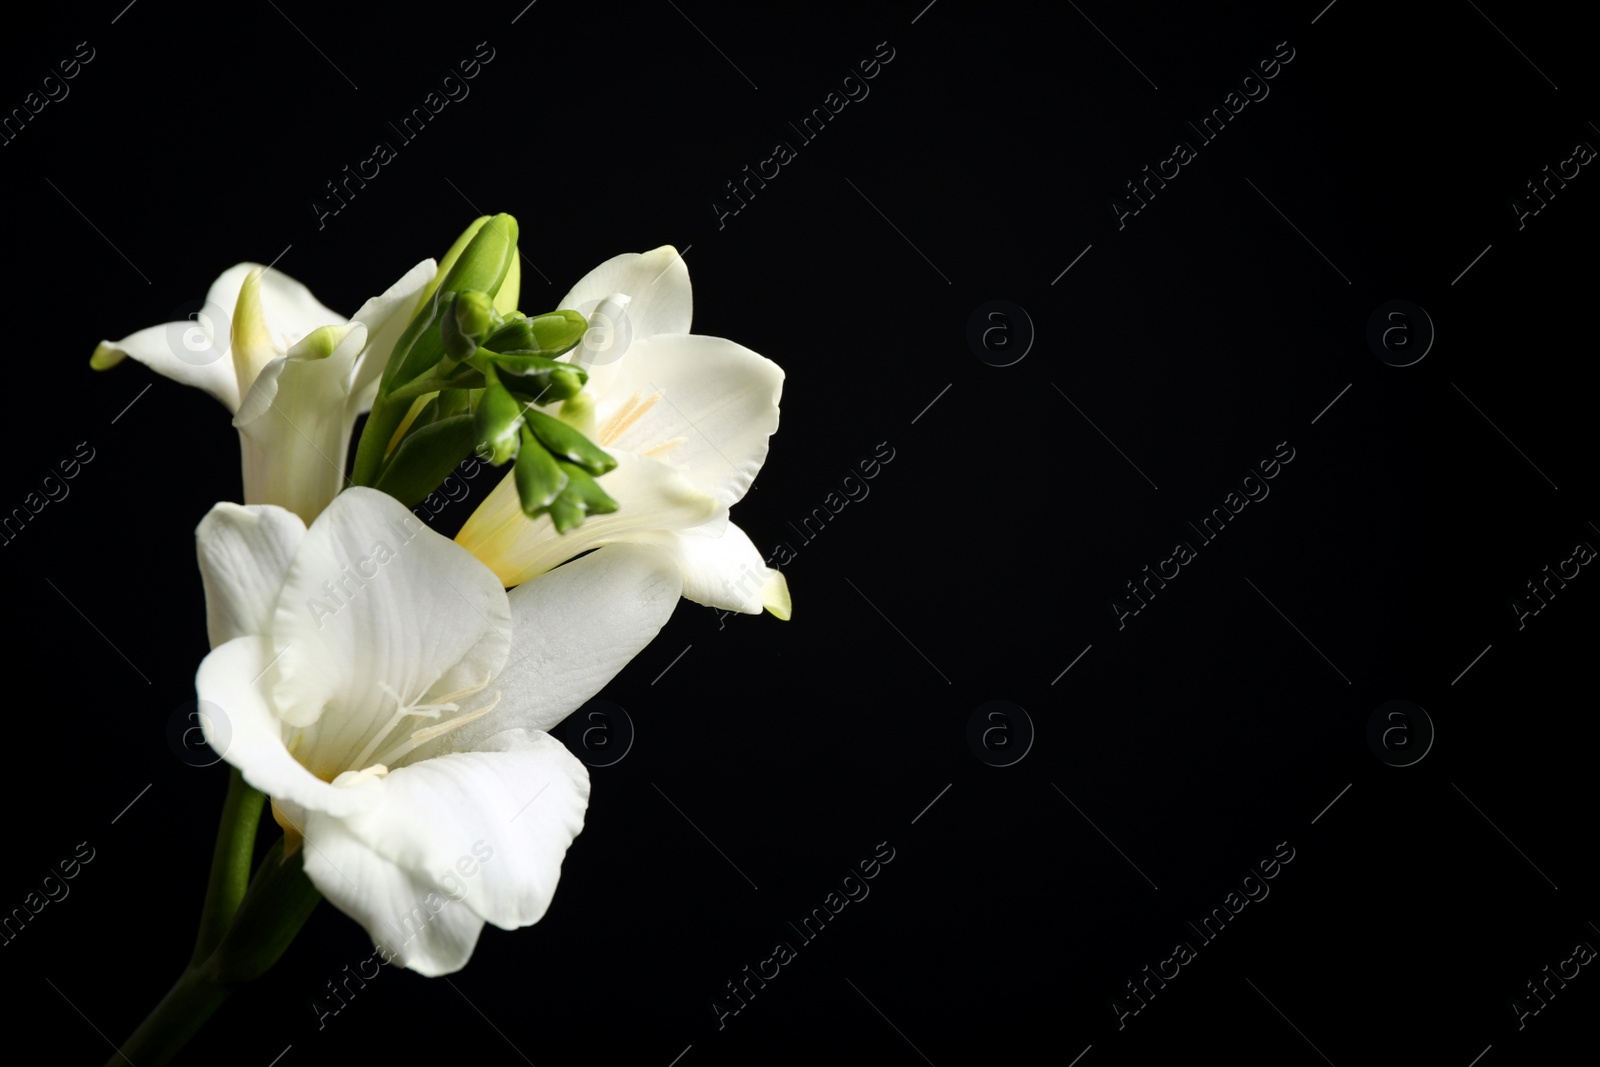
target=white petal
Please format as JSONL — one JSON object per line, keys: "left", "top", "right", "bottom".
{"left": 95, "top": 263, "right": 345, "bottom": 414}
{"left": 455, "top": 450, "right": 722, "bottom": 588}
{"left": 635, "top": 521, "right": 790, "bottom": 618}
{"left": 302, "top": 729, "right": 589, "bottom": 975}
{"left": 411, "top": 544, "right": 681, "bottom": 760}
{"left": 346, "top": 258, "right": 438, "bottom": 410}
{"left": 206, "top": 262, "right": 346, "bottom": 351}
{"left": 195, "top": 503, "right": 307, "bottom": 646}
{"left": 558, "top": 246, "right": 692, "bottom": 341}
{"left": 233, "top": 324, "right": 368, "bottom": 523}
{"left": 590, "top": 334, "right": 783, "bottom": 507}
{"left": 269, "top": 489, "right": 512, "bottom": 780}
{"left": 96, "top": 320, "right": 242, "bottom": 413}
{"left": 196, "top": 636, "right": 379, "bottom": 819}
{"left": 300, "top": 819, "right": 486, "bottom": 977}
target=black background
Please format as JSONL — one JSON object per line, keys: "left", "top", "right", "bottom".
{"left": 3, "top": 1, "right": 1596, "bottom": 1063}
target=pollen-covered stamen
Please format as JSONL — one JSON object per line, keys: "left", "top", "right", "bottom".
{"left": 343, "top": 763, "right": 389, "bottom": 785}
{"left": 642, "top": 435, "right": 686, "bottom": 459}
{"left": 373, "top": 691, "right": 502, "bottom": 767}
{"left": 597, "top": 390, "right": 662, "bottom": 447}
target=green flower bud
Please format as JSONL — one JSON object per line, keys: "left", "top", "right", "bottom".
{"left": 418, "top": 216, "right": 491, "bottom": 312}
{"left": 556, "top": 460, "right": 619, "bottom": 516}
{"left": 545, "top": 495, "right": 584, "bottom": 535}
{"left": 514, "top": 425, "right": 567, "bottom": 514}
{"left": 524, "top": 409, "right": 616, "bottom": 476}
{"left": 491, "top": 353, "right": 587, "bottom": 404}
{"left": 437, "top": 213, "right": 519, "bottom": 303}
{"left": 474, "top": 366, "right": 524, "bottom": 466}
{"left": 484, "top": 310, "right": 588, "bottom": 358}
{"left": 496, "top": 253, "right": 521, "bottom": 316}
{"left": 541, "top": 462, "right": 619, "bottom": 534}
{"left": 441, "top": 290, "right": 495, "bottom": 362}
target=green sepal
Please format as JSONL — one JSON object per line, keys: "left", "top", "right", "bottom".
{"left": 377, "top": 300, "right": 449, "bottom": 395}
{"left": 435, "top": 388, "right": 475, "bottom": 420}
{"left": 525, "top": 408, "right": 616, "bottom": 475}
{"left": 514, "top": 425, "right": 567, "bottom": 514}
{"left": 373, "top": 414, "right": 478, "bottom": 507}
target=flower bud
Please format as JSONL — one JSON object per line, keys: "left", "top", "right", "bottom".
{"left": 474, "top": 367, "right": 524, "bottom": 466}
{"left": 491, "top": 354, "right": 587, "bottom": 404}
{"left": 437, "top": 214, "right": 519, "bottom": 304}
{"left": 441, "top": 290, "right": 494, "bottom": 362}
{"left": 514, "top": 426, "right": 567, "bottom": 514}
{"left": 484, "top": 310, "right": 587, "bottom": 358}
{"left": 524, "top": 409, "right": 615, "bottom": 476}
{"left": 419, "top": 214, "right": 520, "bottom": 310}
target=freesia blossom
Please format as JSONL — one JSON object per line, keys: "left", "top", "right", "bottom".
{"left": 94, "top": 260, "right": 435, "bottom": 522}
{"left": 195, "top": 486, "right": 679, "bottom": 974}
{"left": 455, "top": 246, "right": 790, "bottom": 619}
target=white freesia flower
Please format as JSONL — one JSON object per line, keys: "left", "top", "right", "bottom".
{"left": 456, "top": 246, "right": 790, "bottom": 619}
{"left": 94, "top": 260, "right": 436, "bottom": 522}
{"left": 195, "top": 486, "right": 680, "bottom": 975}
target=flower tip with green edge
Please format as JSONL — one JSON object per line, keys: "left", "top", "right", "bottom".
{"left": 90, "top": 341, "right": 124, "bottom": 370}
{"left": 286, "top": 323, "right": 359, "bottom": 361}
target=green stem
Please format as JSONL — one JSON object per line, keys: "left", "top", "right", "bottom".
{"left": 386, "top": 362, "right": 481, "bottom": 404}
{"left": 109, "top": 839, "right": 322, "bottom": 1067}
{"left": 352, "top": 396, "right": 408, "bottom": 487}
{"left": 191, "top": 768, "right": 265, "bottom": 964}
{"left": 106, "top": 961, "right": 232, "bottom": 1067}
{"left": 211, "top": 837, "right": 324, "bottom": 984}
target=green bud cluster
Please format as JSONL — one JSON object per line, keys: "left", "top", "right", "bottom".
{"left": 353, "top": 214, "right": 617, "bottom": 532}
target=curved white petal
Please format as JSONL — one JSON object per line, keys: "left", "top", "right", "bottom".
{"left": 96, "top": 321, "right": 242, "bottom": 413}
{"left": 589, "top": 334, "right": 783, "bottom": 507}
{"left": 302, "top": 729, "right": 589, "bottom": 975}
{"left": 411, "top": 544, "right": 681, "bottom": 760}
{"left": 197, "top": 636, "right": 380, "bottom": 819}
{"left": 301, "top": 818, "right": 487, "bottom": 977}
{"left": 233, "top": 323, "right": 368, "bottom": 523}
{"left": 269, "top": 489, "right": 512, "bottom": 779}
{"left": 456, "top": 450, "right": 722, "bottom": 588}
{"left": 196, "top": 503, "right": 307, "bottom": 647}
{"left": 346, "top": 258, "right": 438, "bottom": 410}
{"left": 558, "top": 245, "right": 692, "bottom": 342}
{"left": 207, "top": 262, "right": 345, "bottom": 352}
{"left": 634, "top": 521, "right": 790, "bottom": 618}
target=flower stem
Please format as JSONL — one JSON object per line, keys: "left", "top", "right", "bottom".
{"left": 211, "top": 837, "right": 324, "bottom": 984}
{"left": 191, "top": 768, "right": 265, "bottom": 964}
{"left": 109, "top": 838, "right": 322, "bottom": 1066}
{"left": 352, "top": 396, "right": 408, "bottom": 487}
{"left": 105, "top": 961, "right": 231, "bottom": 1067}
